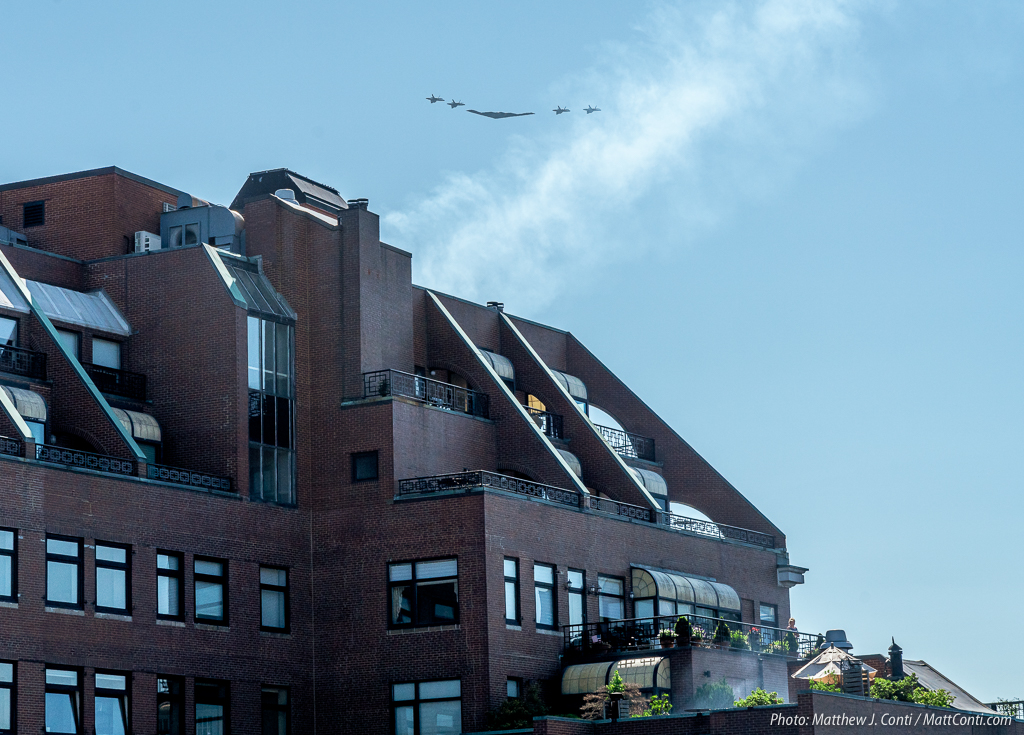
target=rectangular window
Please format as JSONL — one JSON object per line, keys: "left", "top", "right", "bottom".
{"left": 0, "top": 661, "right": 14, "bottom": 734}
{"left": 22, "top": 201, "right": 44, "bottom": 228}
{"left": 194, "top": 557, "right": 227, "bottom": 625}
{"left": 261, "top": 686, "right": 289, "bottom": 735}
{"left": 157, "top": 677, "right": 183, "bottom": 735}
{"left": 95, "top": 543, "right": 130, "bottom": 614}
{"left": 503, "top": 558, "right": 519, "bottom": 625}
{"left": 94, "top": 672, "right": 129, "bottom": 735}
{"left": 506, "top": 678, "right": 520, "bottom": 699}
{"left": 0, "top": 529, "right": 15, "bottom": 603}
{"left": 91, "top": 339, "right": 121, "bottom": 370}
{"left": 759, "top": 603, "right": 778, "bottom": 627}
{"left": 260, "top": 566, "right": 289, "bottom": 632}
{"left": 46, "top": 536, "right": 82, "bottom": 608}
{"left": 249, "top": 316, "right": 295, "bottom": 505}
{"left": 195, "top": 680, "right": 229, "bottom": 735}
{"left": 0, "top": 317, "right": 17, "bottom": 347}
{"left": 45, "top": 667, "right": 80, "bottom": 734}
{"left": 388, "top": 558, "right": 458, "bottom": 628}
{"left": 567, "top": 569, "right": 585, "bottom": 627}
{"left": 157, "top": 552, "right": 183, "bottom": 619}
{"left": 392, "top": 679, "right": 461, "bottom": 735}
{"left": 351, "top": 451, "right": 378, "bottom": 482}
{"left": 56, "top": 330, "right": 79, "bottom": 359}
{"left": 598, "top": 575, "right": 624, "bottom": 621}
{"left": 534, "top": 563, "right": 556, "bottom": 629}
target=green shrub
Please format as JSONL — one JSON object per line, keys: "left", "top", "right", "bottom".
{"left": 675, "top": 616, "right": 692, "bottom": 645}
{"left": 729, "top": 630, "right": 749, "bottom": 649}
{"left": 634, "top": 693, "right": 673, "bottom": 717}
{"left": 870, "top": 674, "right": 954, "bottom": 708}
{"left": 808, "top": 679, "right": 841, "bottom": 693}
{"left": 607, "top": 669, "right": 625, "bottom": 694}
{"left": 483, "top": 682, "right": 548, "bottom": 729}
{"left": 693, "top": 678, "right": 735, "bottom": 709}
{"left": 714, "top": 620, "right": 731, "bottom": 644}
{"left": 735, "top": 688, "right": 785, "bottom": 707}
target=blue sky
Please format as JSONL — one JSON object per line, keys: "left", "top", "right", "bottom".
{"left": 4, "top": 0, "right": 1023, "bottom": 701}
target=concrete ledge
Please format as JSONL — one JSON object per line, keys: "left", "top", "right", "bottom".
{"left": 156, "top": 619, "right": 185, "bottom": 628}
{"left": 195, "top": 623, "right": 229, "bottom": 632}
{"left": 45, "top": 606, "right": 85, "bottom": 616}
{"left": 94, "top": 612, "right": 132, "bottom": 622}
{"left": 0, "top": 601, "right": 17, "bottom": 609}
{"left": 387, "top": 624, "right": 460, "bottom": 635}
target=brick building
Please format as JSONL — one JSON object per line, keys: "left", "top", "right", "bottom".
{"left": 0, "top": 166, "right": 809, "bottom": 734}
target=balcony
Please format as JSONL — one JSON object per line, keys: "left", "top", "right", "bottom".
{"left": 397, "top": 470, "right": 777, "bottom": 550}
{"left": 147, "top": 463, "right": 233, "bottom": 492}
{"left": 0, "top": 435, "right": 23, "bottom": 458}
{"left": 0, "top": 345, "right": 47, "bottom": 380}
{"left": 525, "top": 406, "right": 563, "bottom": 439}
{"left": 84, "top": 363, "right": 147, "bottom": 401}
{"left": 35, "top": 444, "right": 135, "bottom": 476}
{"left": 563, "top": 614, "right": 821, "bottom": 661}
{"left": 363, "top": 369, "right": 489, "bottom": 419}
{"left": 595, "top": 423, "right": 655, "bottom": 462}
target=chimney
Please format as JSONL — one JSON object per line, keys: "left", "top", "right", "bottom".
{"left": 486, "top": 301, "right": 504, "bottom": 312}
{"left": 889, "top": 638, "right": 904, "bottom": 680}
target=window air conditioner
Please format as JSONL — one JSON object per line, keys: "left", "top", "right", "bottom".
{"left": 134, "top": 231, "right": 161, "bottom": 252}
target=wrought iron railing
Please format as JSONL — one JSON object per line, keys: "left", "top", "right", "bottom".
{"left": 398, "top": 470, "right": 582, "bottom": 508}
{"left": 364, "top": 369, "right": 489, "bottom": 419}
{"left": 988, "top": 701, "right": 1024, "bottom": 718}
{"left": 35, "top": 444, "right": 135, "bottom": 476}
{"left": 0, "top": 344, "right": 46, "bottom": 380}
{"left": 594, "top": 423, "right": 655, "bottom": 462}
{"left": 524, "top": 406, "right": 563, "bottom": 439}
{"left": 656, "top": 510, "right": 776, "bottom": 550}
{"left": 0, "top": 435, "right": 23, "bottom": 458}
{"left": 586, "top": 495, "right": 654, "bottom": 522}
{"left": 84, "top": 363, "right": 147, "bottom": 401}
{"left": 147, "top": 464, "right": 233, "bottom": 492}
{"left": 563, "top": 614, "right": 820, "bottom": 660}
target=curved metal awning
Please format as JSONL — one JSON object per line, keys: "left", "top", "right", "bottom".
{"left": 553, "top": 371, "right": 588, "bottom": 401}
{"left": 2, "top": 386, "right": 46, "bottom": 422}
{"left": 630, "top": 567, "right": 741, "bottom": 612}
{"left": 478, "top": 349, "right": 514, "bottom": 383}
{"left": 557, "top": 448, "right": 582, "bottom": 478}
{"left": 562, "top": 657, "right": 670, "bottom": 695}
{"left": 630, "top": 467, "right": 667, "bottom": 497}
{"left": 111, "top": 408, "right": 162, "bottom": 443}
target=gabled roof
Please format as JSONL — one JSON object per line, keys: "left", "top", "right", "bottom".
{"left": 903, "top": 660, "right": 996, "bottom": 714}
{"left": 230, "top": 169, "right": 348, "bottom": 213}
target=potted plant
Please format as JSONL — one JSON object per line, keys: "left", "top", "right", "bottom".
{"left": 714, "top": 620, "right": 731, "bottom": 648}
{"left": 659, "top": 629, "right": 677, "bottom": 649}
{"left": 691, "top": 627, "right": 706, "bottom": 647}
{"left": 674, "top": 615, "right": 692, "bottom": 647}
{"left": 729, "top": 629, "right": 749, "bottom": 650}
{"left": 607, "top": 670, "right": 625, "bottom": 721}
{"left": 747, "top": 627, "right": 762, "bottom": 652}
{"left": 592, "top": 639, "right": 612, "bottom": 654}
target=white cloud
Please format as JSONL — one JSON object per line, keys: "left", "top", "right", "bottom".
{"left": 384, "top": 0, "right": 869, "bottom": 314}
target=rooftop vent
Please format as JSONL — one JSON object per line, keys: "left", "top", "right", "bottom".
{"left": 22, "top": 201, "right": 44, "bottom": 228}
{"left": 486, "top": 301, "right": 504, "bottom": 312}
{"left": 350, "top": 198, "right": 369, "bottom": 210}
{"left": 275, "top": 189, "right": 296, "bottom": 201}
{"left": 162, "top": 202, "right": 177, "bottom": 213}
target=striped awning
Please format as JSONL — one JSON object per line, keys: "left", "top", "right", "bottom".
{"left": 479, "top": 349, "right": 514, "bottom": 383}
{"left": 2, "top": 386, "right": 46, "bottom": 422}
{"left": 112, "top": 408, "right": 161, "bottom": 442}
{"left": 553, "top": 371, "right": 587, "bottom": 401}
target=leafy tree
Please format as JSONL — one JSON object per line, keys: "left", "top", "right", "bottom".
{"left": 735, "top": 688, "right": 785, "bottom": 707}
{"left": 484, "top": 682, "right": 548, "bottom": 730}
{"left": 870, "top": 673, "right": 954, "bottom": 708}
{"left": 808, "top": 679, "right": 841, "bottom": 693}
{"left": 607, "top": 669, "right": 625, "bottom": 693}
{"left": 635, "top": 693, "right": 673, "bottom": 717}
{"left": 581, "top": 683, "right": 647, "bottom": 720}
{"left": 693, "top": 678, "right": 735, "bottom": 709}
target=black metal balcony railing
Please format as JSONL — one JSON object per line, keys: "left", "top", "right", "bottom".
{"left": 364, "top": 369, "right": 489, "bottom": 419}
{"left": 35, "top": 444, "right": 135, "bottom": 476}
{"left": 656, "top": 510, "right": 776, "bottom": 550}
{"left": 987, "top": 701, "right": 1024, "bottom": 718}
{"left": 594, "top": 423, "right": 655, "bottom": 462}
{"left": 147, "top": 463, "right": 233, "bottom": 492}
{"left": 524, "top": 406, "right": 564, "bottom": 439}
{"left": 84, "top": 363, "right": 147, "bottom": 401}
{"left": 398, "top": 470, "right": 582, "bottom": 509}
{"left": 0, "top": 344, "right": 47, "bottom": 380}
{"left": 563, "top": 614, "right": 821, "bottom": 660}
{"left": 0, "top": 435, "right": 23, "bottom": 458}
{"left": 586, "top": 495, "right": 654, "bottom": 523}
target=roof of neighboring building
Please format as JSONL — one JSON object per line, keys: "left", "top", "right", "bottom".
{"left": 230, "top": 169, "right": 348, "bottom": 213}
{"left": 903, "top": 660, "right": 996, "bottom": 714}
{"left": 0, "top": 166, "right": 183, "bottom": 196}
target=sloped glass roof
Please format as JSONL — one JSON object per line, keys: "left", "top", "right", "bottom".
{"left": 0, "top": 277, "right": 130, "bottom": 335}
{"left": 553, "top": 370, "right": 588, "bottom": 401}
{"left": 630, "top": 567, "right": 741, "bottom": 611}
{"left": 562, "top": 657, "right": 670, "bottom": 695}
{"left": 209, "top": 249, "right": 296, "bottom": 321}
{"left": 478, "top": 349, "right": 514, "bottom": 382}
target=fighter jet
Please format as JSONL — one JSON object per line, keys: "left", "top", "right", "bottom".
{"left": 448, "top": 100, "right": 465, "bottom": 109}
{"left": 585, "top": 106, "right": 601, "bottom": 114}
{"left": 427, "top": 94, "right": 444, "bottom": 104}
{"left": 553, "top": 106, "right": 570, "bottom": 115}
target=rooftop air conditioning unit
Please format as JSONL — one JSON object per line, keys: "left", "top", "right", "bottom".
{"left": 162, "top": 202, "right": 177, "bottom": 213}
{"left": 134, "top": 231, "right": 161, "bottom": 253}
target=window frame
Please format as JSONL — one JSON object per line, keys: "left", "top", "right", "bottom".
{"left": 260, "top": 566, "right": 290, "bottom": 633}
{"left": 94, "top": 541, "right": 131, "bottom": 615}
{"left": 391, "top": 678, "right": 462, "bottom": 735}
{"left": 503, "top": 557, "right": 520, "bottom": 625}
{"left": 248, "top": 314, "right": 296, "bottom": 506}
{"left": 387, "top": 557, "right": 459, "bottom": 629}
{"left": 597, "top": 574, "right": 625, "bottom": 622}
{"left": 506, "top": 677, "right": 522, "bottom": 700}
{"left": 0, "top": 528, "right": 16, "bottom": 604}
{"left": 533, "top": 562, "right": 557, "bottom": 630}
{"left": 567, "top": 568, "right": 586, "bottom": 627}
{"left": 759, "top": 602, "right": 778, "bottom": 627}
{"left": 193, "top": 556, "right": 228, "bottom": 626}
{"left": 351, "top": 451, "right": 379, "bottom": 482}
{"left": 90, "top": 338, "right": 122, "bottom": 370}
{"left": 156, "top": 676, "right": 184, "bottom": 735}
{"left": 156, "top": 551, "right": 184, "bottom": 621}
{"left": 261, "top": 685, "right": 290, "bottom": 735}
{"left": 94, "top": 670, "right": 130, "bottom": 735}
{"left": 194, "top": 679, "right": 229, "bottom": 735}
{"left": 44, "top": 666, "right": 81, "bottom": 735}
{"left": 0, "top": 317, "right": 17, "bottom": 347}
{"left": 45, "top": 535, "right": 83, "bottom": 610}
{"left": 0, "top": 660, "right": 14, "bottom": 734}
{"left": 22, "top": 200, "right": 45, "bottom": 228}
{"left": 55, "top": 329, "right": 80, "bottom": 360}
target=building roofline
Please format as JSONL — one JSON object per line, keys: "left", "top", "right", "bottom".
{"left": 0, "top": 166, "right": 185, "bottom": 197}
{"left": 243, "top": 168, "right": 342, "bottom": 197}
{"left": 411, "top": 285, "right": 569, "bottom": 335}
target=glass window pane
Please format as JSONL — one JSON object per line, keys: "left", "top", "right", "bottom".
{"left": 261, "top": 568, "right": 286, "bottom": 586}
{"left": 504, "top": 581, "right": 517, "bottom": 621}
{"left": 96, "top": 567, "right": 126, "bottom": 609}
{"left": 0, "top": 317, "right": 16, "bottom": 346}
{"left": 276, "top": 396, "right": 291, "bottom": 449}
{"left": 419, "top": 680, "right": 461, "bottom": 699}
{"left": 46, "top": 669, "right": 77, "bottom": 686}
{"left": 0, "top": 688, "right": 9, "bottom": 730}
{"left": 507, "top": 679, "right": 519, "bottom": 698}
{"left": 568, "top": 592, "right": 584, "bottom": 626}
{"left": 96, "top": 545, "right": 126, "bottom": 563}
{"left": 598, "top": 576, "right": 622, "bottom": 595}
{"left": 568, "top": 570, "right": 583, "bottom": 589}
{"left": 0, "top": 531, "right": 13, "bottom": 551}
{"left": 56, "top": 330, "right": 79, "bottom": 358}
{"left": 276, "top": 449, "right": 292, "bottom": 502}
{"left": 195, "top": 560, "right": 223, "bottom": 577}
{"left": 249, "top": 444, "right": 262, "bottom": 498}
{"left": 196, "top": 581, "right": 224, "bottom": 620}
{"left": 261, "top": 589, "right": 286, "bottom": 629}
{"left": 503, "top": 559, "right": 516, "bottom": 578}
{"left": 534, "top": 564, "right": 553, "bottom": 585}
{"left": 394, "top": 705, "right": 415, "bottom": 735}
{"left": 196, "top": 703, "right": 224, "bottom": 735}
{"left": 96, "top": 674, "right": 126, "bottom": 690}
{"left": 276, "top": 323, "right": 290, "bottom": 396}
{"left": 634, "top": 599, "right": 654, "bottom": 619}
{"left": 262, "top": 446, "right": 278, "bottom": 502}
{"left": 416, "top": 559, "right": 457, "bottom": 579}
{"left": 392, "top": 683, "right": 416, "bottom": 701}
{"left": 599, "top": 596, "right": 623, "bottom": 620}
{"left": 96, "top": 695, "right": 126, "bottom": 735}
{"left": 417, "top": 580, "right": 457, "bottom": 623}
{"left": 47, "top": 561, "right": 78, "bottom": 603}
{"left": 419, "top": 699, "right": 461, "bottom": 735}
{"left": 389, "top": 563, "right": 412, "bottom": 582}
{"left": 0, "top": 663, "right": 11, "bottom": 683}
{"left": 157, "top": 554, "right": 179, "bottom": 571}
{"left": 248, "top": 316, "right": 261, "bottom": 390}
{"left": 27, "top": 420, "right": 45, "bottom": 445}
{"left": 659, "top": 599, "right": 677, "bottom": 617}
{"left": 0, "top": 557, "right": 10, "bottom": 598}
{"left": 760, "top": 604, "right": 777, "bottom": 625}
{"left": 535, "top": 587, "right": 554, "bottom": 626}
{"left": 391, "top": 584, "right": 413, "bottom": 625}
{"left": 92, "top": 339, "right": 121, "bottom": 370}
{"left": 158, "top": 576, "right": 180, "bottom": 616}
{"left": 47, "top": 538, "right": 78, "bottom": 557}
{"left": 45, "top": 691, "right": 78, "bottom": 734}
{"left": 261, "top": 394, "right": 276, "bottom": 446}
{"left": 263, "top": 320, "right": 275, "bottom": 393}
